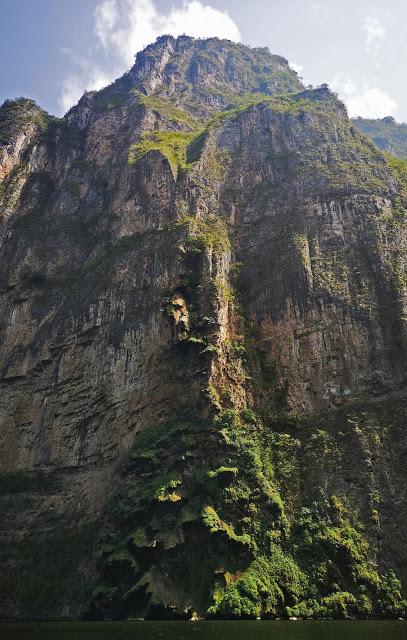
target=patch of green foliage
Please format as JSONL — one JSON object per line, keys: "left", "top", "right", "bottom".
{"left": 128, "top": 130, "right": 204, "bottom": 177}
{"left": 91, "top": 407, "right": 288, "bottom": 618}
{"left": 138, "top": 94, "right": 200, "bottom": 130}
{"left": 176, "top": 214, "right": 230, "bottom": 255}
{"left": 209, "top": 92, "right": 271, "bottom": 124}
{"left": 385, "top": 153, "right": 407, "bottom": 197}
{"left": 204, "top": 92, "right": 322, "bottom": 130}
{"left": 208, "top": 547, "right": 307, "bottom": 619}
{"left": 377, "top": 571, "right": 407, "bottom": 618}
{"left": 353, "top": 116, "right": 407, "bottom": 160}
{"left": 306, "top": 154, "right": 387, "bottom": 197}
{"left": 207, "top": 467, "right": 238, "bottom": 480}
{"left": 91, "top": 401, "right": 407, "bottom": 620}
{"left": 0, "top": 98, "right": 50, "bottom": 145}
{"left": 153, "top": 473, "right": 183, "bottom": 503}
{"left": 202, "top": 506, "right": 252, "bottom": 547}
{"left": 287, "top": 497, "right": 407, "bottom": 619}
{"left": 208, "top": 549, "right": 307, "bottom": 619}
{"left": 127, "top": 90, "right": 340, "bottom": 180}
{"left": 93, "top": 89, "right": 128, "bottom": 110}
{"left": 376, "top": 154, "right": 407, "bottom": 294}
{"left": 380, "top": 206, "right": 405, "bottom": 230}
{"left": 214, "top": 409, "right": 286, "bottom": 524}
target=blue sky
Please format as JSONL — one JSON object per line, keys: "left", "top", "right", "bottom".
{"left": 1, "top": 0, "right": 405, "bottom": 121}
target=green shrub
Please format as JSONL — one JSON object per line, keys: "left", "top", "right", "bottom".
{"left": 377, "top": 571, "right": 407, "bottom": 618}
{"left": 176, "top": 214, "right": 230, "bottom": 255}
{"left": 208, "top": 550, "right": 307, "bottom": 619}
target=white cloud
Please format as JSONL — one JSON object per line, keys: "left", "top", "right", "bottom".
{"left": 362, "top": 16, "right": 386, "bottom": 54}
{"left": 94, "top": 0, "right": 161, "bottom": 67}
{"left": 331, "top": 75, "right": 398, "bottom": 119}
{"left": 289, "top": 60, "right": 310, "bottom": 85}
{"left": 59, "top": 74, "right": 88, "bottom": 115}
{"left": 347, "top": 88, "right": 398, "bottom": 119}
{"left": 289, "top": 61, "right": 303, "bottom": 76}
{"left": 94, "top": 0, "right": 240, "bottom": 66}
{"left": 58, "top": 0, "right": 240, "bottom": 114}
{"left": 157, "top": 0, "right": 240, "bottom": 42}
{"left": 58, "top": 49, "right": 120, "bottom": 113}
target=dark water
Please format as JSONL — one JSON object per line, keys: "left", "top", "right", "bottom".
{"left": 1, "top": 621, "right": 407, "bottom": 640}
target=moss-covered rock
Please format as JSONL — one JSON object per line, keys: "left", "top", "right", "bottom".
{"left": 89, "top": 403, "right": 407, "bottom": 620}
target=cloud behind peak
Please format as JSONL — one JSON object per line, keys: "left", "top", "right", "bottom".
{"left": 58, "top": 0, "right": 240, "bottom": 114}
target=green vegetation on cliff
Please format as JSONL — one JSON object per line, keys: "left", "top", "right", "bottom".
{"left": 128, "top": 130, "right": 203, "bottom": 177}
{"left": 385, "top": 153, "right": 407, "bottom": 197}
{"left": 128, "top": 89, "right": 344, "bottom": 180}
{"left": 90, "top": 403, "right": 407, "bottom": 620}
{"left": 0, "top": 98, "right": 50, "bottom": 144}
{"left": 353, "top": 116, "right": 407, "bottom": 160}
{"left": 138, "top": 94, "right": 200, "bottom": 130}
{"left": 176, "top": 214, "right": 231, "bottom": 255}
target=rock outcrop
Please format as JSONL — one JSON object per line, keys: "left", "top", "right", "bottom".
{"left": 0, "top": 36, "right": 406, "bottom": 621}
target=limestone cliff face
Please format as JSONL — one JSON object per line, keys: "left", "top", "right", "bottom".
{"left": 0, "top": 37, "right": 406, "bottom": 621}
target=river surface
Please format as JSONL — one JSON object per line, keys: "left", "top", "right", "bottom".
{"left": 1, "top": 621, "right": 407, "bottom": 640}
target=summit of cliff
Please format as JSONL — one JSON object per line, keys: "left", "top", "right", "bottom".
{"left": 68, "top": 35, "right": 303, "bottom": 119}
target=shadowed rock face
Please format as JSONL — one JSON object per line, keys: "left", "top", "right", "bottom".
{"left": 0, "top": 36, "right": 406, "bottom": 621}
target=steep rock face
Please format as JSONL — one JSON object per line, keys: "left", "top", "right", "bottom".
{"left": 0, "top": 37, "right": 406, "bottom": 620}
{"left": 218, "top": 94, "right": 406, "bottom": 410}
